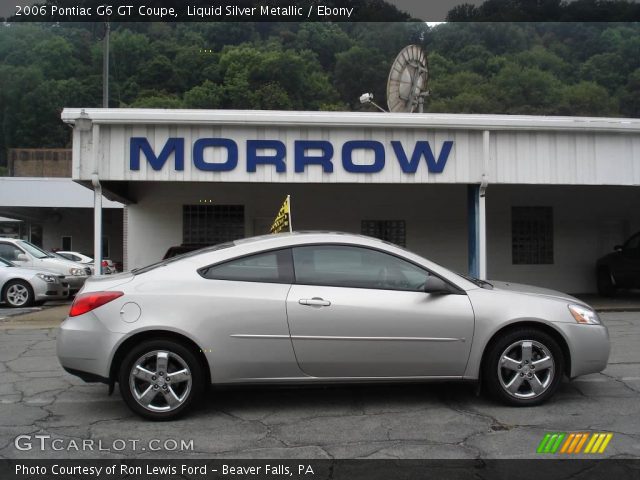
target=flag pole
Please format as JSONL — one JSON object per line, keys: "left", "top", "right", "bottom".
{"left": 287, "top": 195, "right": 293, "bottom": 232}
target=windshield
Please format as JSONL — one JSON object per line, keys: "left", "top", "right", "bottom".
{"left": 0, "top": 257, "right": 14, "bottom": 267}
{"left": 131, "top": 241, "right": 235, "bottom": 275}
{"left": 17, "top": 240, "right": 50, "bottom": 259}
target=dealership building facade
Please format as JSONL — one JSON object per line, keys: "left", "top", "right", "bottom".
{"left": 61, "top": 109, "right": 640, "bottom": 293}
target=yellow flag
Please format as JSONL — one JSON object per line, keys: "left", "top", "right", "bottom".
{"left": 270, "top": 195, "right": 292, "bottom": 233}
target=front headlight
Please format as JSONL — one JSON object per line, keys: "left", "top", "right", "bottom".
{"left": 568, "top": 304, "right": 601, "bottom": 325}
{"left": 69, "top": 267, "right": 84, "bottom": 276}
{"left": 36, "top": 273, "right": 57, "bottom": 283}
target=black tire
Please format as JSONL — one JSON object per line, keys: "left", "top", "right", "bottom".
{"left": 2, "top": 280, "right": 35, "bottom": 308}
{"left": 483, "top": 328, "right": 564, "bottom": 407}
{"left": 597, "top": 268, "right": 616, "bottom": 297}
{"left": 118, "top": 339, "right": 204, "bottom": 420}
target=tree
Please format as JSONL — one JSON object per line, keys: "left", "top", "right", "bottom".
{"left": 558, "top": 81, "right": 616, "bottom": 116}
{"left": 334, "top": 46, "right": 388, "bottom": 109}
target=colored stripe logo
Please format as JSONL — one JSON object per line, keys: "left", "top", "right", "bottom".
{"left": 537, "top": 432, "right": 613, "bottom": 454}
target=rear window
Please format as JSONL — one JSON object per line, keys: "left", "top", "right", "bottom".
{"left": 200, "top": 249, "right": 293, "bottom": 284}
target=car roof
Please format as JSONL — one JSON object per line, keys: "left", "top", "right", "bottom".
{"left": 234, "top": 231, "right": 390, "bottom": 247}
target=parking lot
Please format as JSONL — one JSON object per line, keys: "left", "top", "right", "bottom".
{"left": 0, "top": 307, "right": 639, "bottom": 460}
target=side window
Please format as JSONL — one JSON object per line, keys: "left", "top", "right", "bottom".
{"left": 292, "top": 245, "right": 429, "bottom": 291}
{"left": 0, "top": 243, "right": 23, "bottom": 262}
{"left": 200, "top": 249, "right": 293, "bottom": 284}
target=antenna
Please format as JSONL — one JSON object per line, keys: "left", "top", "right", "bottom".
{"left": 386, "top": 45, "right": 429, "bottom": 113}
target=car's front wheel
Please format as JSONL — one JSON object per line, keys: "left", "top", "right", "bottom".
{"left": 3, "top": 280, "right": 34, "bottom": 308}
{"left": 483, "top": 328, "right": 564, "bottom": 406}
{"left": 118, "top": 339, "right": 204, "bottom": 420}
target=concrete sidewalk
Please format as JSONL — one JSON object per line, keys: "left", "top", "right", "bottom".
{"left": 0, "top": 305, "right": 69, "bottom": 330}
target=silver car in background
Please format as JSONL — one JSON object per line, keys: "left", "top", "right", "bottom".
{"left": 0, "top": 257, "right": 69, "bottom": 307}
{"left": 57, "top": 232, "right": 610, "bottom": 420}
{"left": 0, "top": 238, "right": 90, "bottom": 294}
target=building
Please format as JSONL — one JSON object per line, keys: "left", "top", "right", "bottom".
{"left": 8, "top": 148, "right": 72, "bottom": 177}
{"left": 0, "top": 177, "right": 123, "bottom": 263}
{"left": 61, "top": 109, "right": 640, "bottom": 293}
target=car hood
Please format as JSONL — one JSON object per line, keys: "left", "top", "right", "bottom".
{"left": 10, "top": 265, "right": 65, "bottom": 277}
{"left": 489, "top": 280, "right": 582, "bottom": 304}
{"left": 596, "top": 251, "right": 620, "bottom": 265}
{"left": 41, "top": 257, "right": 88, "bottom": 271}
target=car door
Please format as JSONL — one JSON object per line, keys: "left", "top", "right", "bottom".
{"left": 196, "top": 248, "right": 301, "bottom": 381}
{"left": 0, "top": 242, "right": 33, "bottom": 267}
{"left": 0, "top": 258, "right": 12, "bottom": 292}
{"left": 286, "top": 245, "right": 475, "bottom": 378}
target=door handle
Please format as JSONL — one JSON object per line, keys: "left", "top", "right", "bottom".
{"left": 299, "top": 297, "right": 331, "bottom": 307}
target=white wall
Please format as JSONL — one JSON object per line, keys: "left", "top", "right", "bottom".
{"left": 67, "top": 109, "right": 640, "bottom": 187}
{"left": 41, "top": 208, "right": 123, "bottom": 263}
{"left": 126, "top": 182, "right": 640, "bottom": 293}
{"left": 125, "top": 183, "right": 469, "bottom": 272}
{"left": 487, "top": 185, "right": 640, "bottom": 293}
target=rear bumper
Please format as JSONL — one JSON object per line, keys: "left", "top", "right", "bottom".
{"left": 56, "top": 313, "right": 123, "bottom": 380}
{"left": 556, "top": 323, "right": 610, "bottom": 378}
{"left": 63, "top": 367, "right": 109, "bottom": 384}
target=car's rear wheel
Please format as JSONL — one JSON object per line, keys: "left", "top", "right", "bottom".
{"left": 118, "top": 339, "right": 204, "bottom": 420}
{"left": 597, "top": 268, "right": 616, "bottom": 297}
{"left": 483, "top": 328, "right": 564, "bottom": 406}
{"left": 3, "top": 280, "right": 34, "bottom": 308}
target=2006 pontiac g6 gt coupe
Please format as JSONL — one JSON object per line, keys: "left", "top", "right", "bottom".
{"left": 57, "top": 232, "right": 610, "bottom": 420}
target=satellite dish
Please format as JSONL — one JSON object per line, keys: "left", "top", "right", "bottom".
{"left": 387, "top": 45, "right": 429, "bottom": 113}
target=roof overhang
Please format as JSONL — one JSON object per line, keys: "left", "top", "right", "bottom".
{"left": 61, "top": 108, "right": 640, "bottom": 134}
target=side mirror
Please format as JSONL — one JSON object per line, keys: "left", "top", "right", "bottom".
{"left": 424, "top": 276, "right": 453, "bottom": 295}
{"left": 15, "top": 253, "right": 28, "bottom": 262}
{"left": 614, "top": 245, "right": 623, "bottom": 252}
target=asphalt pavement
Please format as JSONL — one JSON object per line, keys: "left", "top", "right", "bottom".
{"left": 0, "top": 305, "right": 639, "bottom": 459}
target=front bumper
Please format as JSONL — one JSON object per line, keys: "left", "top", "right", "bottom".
{"left": 556, "top": 322, "right": 610, "bottom": 378}
{"left": 34, "top": 283, "right": 69, "bottom": 301}
{"left": 57, "top": 313, "right": 123, "bottom": 380}
{"left": 65, "top": 275, "right": 89, "bottom": 291}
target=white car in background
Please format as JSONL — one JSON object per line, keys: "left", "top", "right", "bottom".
{"left": 56, "top": 251, "right": 116, "bottom": 274}
{"left": 0, "top": 257, "right": 69, "bottom": 307}
{"left": 0, "top": 238, "right": 90, "bottom": 294}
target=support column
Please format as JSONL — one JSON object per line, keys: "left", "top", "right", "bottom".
{"left": 467, "top": 185, "right": 480, "bottom": 278}
{"left": 92, "top": 174, "right": 103, "bottom": 276}
{"left": 468, "top": 131, "right": 490, "bottom": 280}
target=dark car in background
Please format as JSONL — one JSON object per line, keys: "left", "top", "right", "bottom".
{"left": 162, "top": 244, "right": 210, "bottom": 260}
{"left": 597, "top": 231, "right": 640, "bottom": 296}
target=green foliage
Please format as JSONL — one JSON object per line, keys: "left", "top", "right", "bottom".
{"left": 0, "top": 20, "right": 639, "bottom": 160}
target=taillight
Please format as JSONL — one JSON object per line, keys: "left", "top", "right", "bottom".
{"left": 69, "top": 291, "right": 123, "bottom": 317}
{"left": 101, "top": 260, "right": 109, "bottom": 267}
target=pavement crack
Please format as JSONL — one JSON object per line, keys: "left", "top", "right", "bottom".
{"left": 599, "top": 371, "right": 640, "bottom": 394}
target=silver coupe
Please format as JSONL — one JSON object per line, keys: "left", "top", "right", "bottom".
{"left": 57, "top": 232, "right": 610, "bottom": 420}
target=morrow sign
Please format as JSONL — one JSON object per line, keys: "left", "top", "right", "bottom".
{"left": 130, "top": 138, "right": 454, "bottom": 174}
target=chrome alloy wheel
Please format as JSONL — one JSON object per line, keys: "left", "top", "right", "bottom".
{"left": 6, "top": 283, "right": 30, "bottom": 307}
{"left": 497, "top": 340, "right": 555, "bottom": 399}
{"left": 129, "top": 350, "right": 192, "bottom": 412}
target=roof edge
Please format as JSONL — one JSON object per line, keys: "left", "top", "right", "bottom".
{"left": 61, "top": 109, "right": 640, "bottom": 133}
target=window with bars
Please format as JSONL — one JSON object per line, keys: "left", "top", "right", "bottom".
{"left": 183, "top": 205, "right": 245, "bottom": 245}
{"left": 361, "top": 220, "right": 406, "bottom": 247}
{"left": 511, "top": 207, "right": 554, "bottom": 265}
